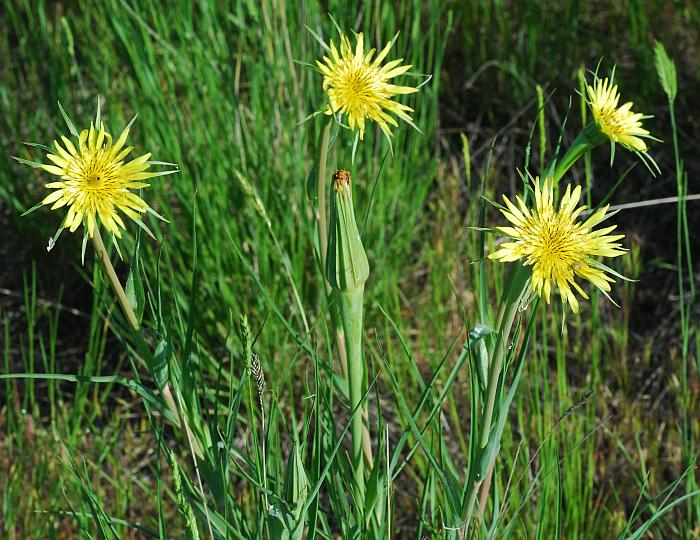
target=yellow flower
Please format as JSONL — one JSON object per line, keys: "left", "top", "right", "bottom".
{"left": 586, "top": 75, "right": 650, "bottom": 153}
{"left": 38, "top": 119, "right": 164, "bottom": 239}
{"left": 317, "top": 32, "right": 418, "bottom": 140}
{"left": 489, "top": 177, "right": 626, "bottom": 313}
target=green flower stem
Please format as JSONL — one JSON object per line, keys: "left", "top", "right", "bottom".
{"left": 317, "top": 120, "right": 333, "bottom": 273}
{"left": 462, "top": 266, "right": 528, "bottom": 532}
{"left": 480, "top": 292, "right": 521, "bottom": 447}
{"left": 543, "top": 122, "right": 606, "bottom": 183}
{"left": 474, "top": 287, "right": 523, "bottom": 516}
{"left": 338, "top": 286, "right": 366, "bottom": 502}
{"left": 91, "top": 227, "right": 199, "bottom": 454}
{"left": 92, "top": 227, "right": 140, "bottom": 332}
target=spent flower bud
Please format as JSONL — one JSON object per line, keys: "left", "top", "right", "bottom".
{"left": 326, "top": 169, "right": 370, "bottom": 292}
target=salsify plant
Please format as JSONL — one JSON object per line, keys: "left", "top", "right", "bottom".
{"left": 14, "top": 101, "right": 198, "bottom": 455}
{"left": 17, "top": 102, "right": 177, "bottom": 253}
{"left": 489, "top": 176, "right": 626, "bottom": 313}
{"left": 316, "top": 31, "right": 419, "bottom": 141}
{"left": 543, "top": 68, "right": 658, "bottom": 182}
{"left": 37, "top": 120, "right": 156, "bottom": 239}
{"left": 6, "top": 21, "right": 681, "bottom": 537}
{"left": 586, "top": 74, "right": 652, "bottom": 154}
{"left": 307, "top": 24, "right": 660, "bottom": 536}
{"left": 455, "top": 68, "right": 657, "bottom": 536}
{"left": 308, "top": 22, "right": 423, "bottom": 528}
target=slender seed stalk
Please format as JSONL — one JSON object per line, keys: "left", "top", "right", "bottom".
{"left": 91, "top": 227, "right": 199, "bottom": 455}
{"left": 317, "top": 120, "right": 332, "bottom": 272}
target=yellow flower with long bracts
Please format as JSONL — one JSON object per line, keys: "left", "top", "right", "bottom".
{"left": 316, "top": 31, "right": 418, "bottom": 140}
{"left": 586, "top": 75, "right": 650, "bottom": 153}
{"left": 489, "top": 177, "right": 627, "bottom": 313}
{"left": 24, "top": 107, "right": 176, "bottom": 243}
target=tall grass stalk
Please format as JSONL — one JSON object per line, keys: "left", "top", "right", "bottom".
{"left": 654, "top": 40, "right": 698, "bottom": 534}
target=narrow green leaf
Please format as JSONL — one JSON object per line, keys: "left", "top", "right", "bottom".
{"left": 125, "top": 236, "right": 145, "bottom": 324}
{"left": 58, "top": 101, "right": 80, "bottom": 137}
{"left": 12, "top": 155, "right": 45, "bottom": 169}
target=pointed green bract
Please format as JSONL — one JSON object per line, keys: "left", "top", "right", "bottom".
{"left": 326, "top": 169, "right": 370, "bottom": 293}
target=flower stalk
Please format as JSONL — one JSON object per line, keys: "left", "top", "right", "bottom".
{"left": 462, "top": 266, "right": 529, "bottom": 532}
{"left": 92, "top": 226, "right": 202, "bottom": 456}
{"left": 91, "top": 226, "right": 141, "bottom": 331}
{"left": 316, "top": 120, "right": 351, "bottom": 381}
{"left": 543, "top": 122, "right": 606, "bottom": 183}
{"left": 326, "top": 169, "right": 370, "bottom": 503}
{"left": 464, "top": 105, "right": 636, "bottom": 529}
{"left": 317, "top": 120, "right": 333, "bottom": 273}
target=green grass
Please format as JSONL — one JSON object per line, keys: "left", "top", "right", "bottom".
{"left": 1, "top": 1, "right": 699, "bottom": 538}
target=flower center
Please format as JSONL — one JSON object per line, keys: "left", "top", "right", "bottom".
{"left": 86, "top": 172, "right": 103, "bottom": 185}
{"left": 81, "top": 153, "right": 110, "bottom": 188}
{"left": 531, "top": 219, "right": 581, "bottom": 268}
{"left": 597, "top": 107, "right": 624, "bottom": 135}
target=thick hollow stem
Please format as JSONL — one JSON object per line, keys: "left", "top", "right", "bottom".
{"left": 333, "top": 298, "right": 350, "bottom": 381}
{"left": 335, "top": 327, "right": 372, "bottom": 467}
{"left": 545, "top": 123, "right": 606, "bottom": 183}
{"left": 339, "top": 287, "right": 367, "bottom": 503}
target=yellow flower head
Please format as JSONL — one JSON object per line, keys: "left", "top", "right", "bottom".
{"left": 37, "top": 117, "right": 168, "bottom": 240}
{"left": 316, "top": 32, "right": 418, "bottom": 140}
{"left": 489, "top": 177, "right": 627, "bottom": 313}
{"left": 586, "top": 75, "right": 650, "bottom": 153}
